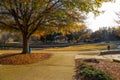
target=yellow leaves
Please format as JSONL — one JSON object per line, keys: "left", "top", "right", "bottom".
{"left": 95, "top": 0, "right": 104, "bottom": 3}
{"left": 33, "top": 26, "right": 56, "bottom": 37}
{"left": 114, "top": 27, "right": 120, "bottom": 37}
{"left": 33, "top": 24, "right": 87, "bottom": 37}
{"left": 18, "top": 0, "right": 31, "bottom": 3}
{"left": 58, "top": 24, "right": 87, "bottom": 35}
{"left": 104, "top": 0, "right": 115, "bottom": 2}
{"left": 33, "top": 30, "right": 46, "bottom": 38}
{"left": 50, "top": 26, "right": 56, "bottom": 32}
{"left": 82, "top": 33, "right": 91, "bottom": 39}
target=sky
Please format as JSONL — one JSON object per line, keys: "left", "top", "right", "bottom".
{"left": 86, "top": 0, "right": 120, "bottom": 31}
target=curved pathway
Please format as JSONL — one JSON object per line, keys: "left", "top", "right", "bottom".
{"left": 0, "top": 50, "right": 78, "bottom": 80}
{"left": 0, "top": 50, "right": 120, "bottom": 80}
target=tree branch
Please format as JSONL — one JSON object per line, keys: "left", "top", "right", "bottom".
{"left": 0, "top": 21, "right": 19, "bottom": 30}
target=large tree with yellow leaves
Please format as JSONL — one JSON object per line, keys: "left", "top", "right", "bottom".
{"left": 0, "top": 0, "right": 112, "bottom": 54}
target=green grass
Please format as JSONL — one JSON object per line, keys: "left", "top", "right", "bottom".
{"left": 45, "top": 44, "right": 107, "bottom": 51}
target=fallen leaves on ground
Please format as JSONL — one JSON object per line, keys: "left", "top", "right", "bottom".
{"left": 0, "top": 53, "right": 51, "bottom": 65}
{"left": 75, "top": 59, "right": 120, "bottom": 80}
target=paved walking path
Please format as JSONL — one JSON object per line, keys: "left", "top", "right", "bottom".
{"left": 75, "top": 50, "right": 120, "bottom": 61}
{"left": 0, "top": 50, "right": 120, "bottom": 80}
{"left": 0, "top": 51, "right": 79, "bottom": 80}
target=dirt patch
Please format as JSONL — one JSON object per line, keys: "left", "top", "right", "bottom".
{"left": 0, "top": 53, "right": 51, "bottom": 65}
{"left": 75, "top": 59, "right": 120, "bottom": 80}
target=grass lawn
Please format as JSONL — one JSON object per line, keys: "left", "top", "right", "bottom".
{"left": 45, "top": 43, "right": 116, "bottom": 51}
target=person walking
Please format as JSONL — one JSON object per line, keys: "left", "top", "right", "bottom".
{"left": 107, "top": 44, "right": 110, "bottom": 50}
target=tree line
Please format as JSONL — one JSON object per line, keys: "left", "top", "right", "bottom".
{"left": 0, "top": 0, "right": 113, "bottom": 53}
{"left": 1, "top": 26, "right": 120, "bottom": 44}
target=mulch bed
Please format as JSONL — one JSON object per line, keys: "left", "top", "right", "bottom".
{"left": 75, "top": 59, "right": 120, "bottom": 80}
{"left": 0, "top": 53, "right": 51, "bottom": 65}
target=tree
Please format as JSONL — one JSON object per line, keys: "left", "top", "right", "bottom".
{"left": 91, "top": 27, "right": 118, "bottom": 42}
{"left": 67, "top": 24, "right": 88, "bottom": 42}
{"left": 32, "top": 26, "right": 56, "bottom": 41}
{"left": 0, "top": 31, "right": 11, "bottom": 44}
{"left": 113, "top": 27, "right": 120, "bottom": 39}
{"left": 0, "top": 0, "right": 110, "bottom": 54}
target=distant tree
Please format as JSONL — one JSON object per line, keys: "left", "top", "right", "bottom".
{"left": 91, "top": 27, "right": 118, "bottom": 42}
{"left": 81, "top": 29, "right": 92, "bottom": 41}
{"left": 113, "top": 27, "right": 120, "bottom": 39}
{"left": 114, "top": 12, "right": 120, "bottom": 39}
{"left": 32, "top": 26, "right": 56, "bottom": 42}
{"left": 0, "top": 0, "right": 110, "bottom": 54}
{"left": 0, "top": 31, "right": 11, "bottom": 43}
{"left": 0, "top": 31, "right": 22, "bottom": 44}
{"left": 71, "top": 24, "right": 88, "bottom": 42}
{"left": 91, "top": 30, "right": 101, "bottom": 41}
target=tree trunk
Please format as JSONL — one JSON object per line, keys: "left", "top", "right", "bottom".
{"left": 22, "top": 34, "right": 30, "bottom": 54}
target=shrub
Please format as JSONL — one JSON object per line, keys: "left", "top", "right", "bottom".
{"left": 75, "top": 63, "right": 113, "bottom": 80}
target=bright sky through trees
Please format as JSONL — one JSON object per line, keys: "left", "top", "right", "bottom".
{"left": 86, "top": 0, "right": 120, "bottom": 31}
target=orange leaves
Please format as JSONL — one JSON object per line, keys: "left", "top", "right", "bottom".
{"left": 33, "top": 30, "right": 46, "bottom": 38}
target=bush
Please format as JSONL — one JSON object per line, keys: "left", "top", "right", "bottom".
{"left": 75, "top": 63, "right": 113, "bottom": 80}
